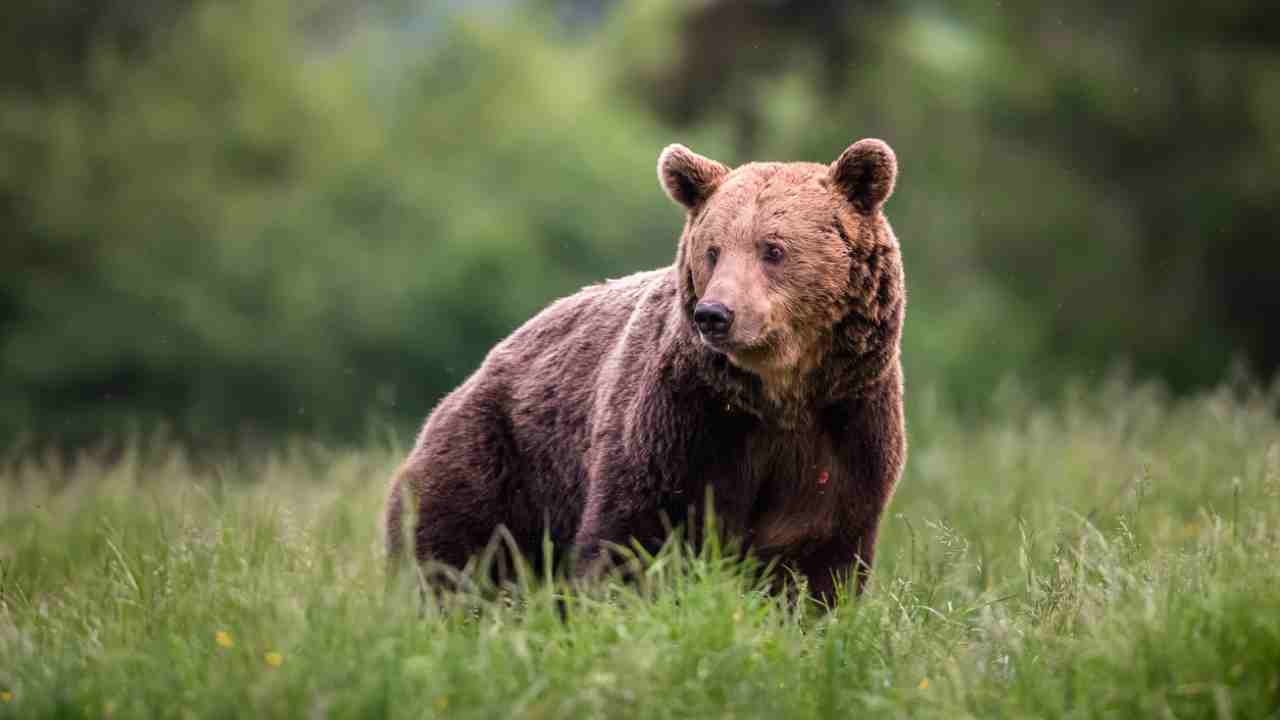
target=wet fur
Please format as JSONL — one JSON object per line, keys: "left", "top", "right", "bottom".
{"left": 386, "top": 140, "right": 906, "bottom": 603}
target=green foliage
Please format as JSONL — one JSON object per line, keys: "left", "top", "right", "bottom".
{"left": 615, "top": 1, "right": 1280, "bottom": 398}
{"left": 0, "top": 2, "right": 683, "bottom": 447}
{"left": 3, "top": 0, "right": 1280, "bottom": 447}
{"left": 3, "top": 381, "right": 1280, "bottom": 717}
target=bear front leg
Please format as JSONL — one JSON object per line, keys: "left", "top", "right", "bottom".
{"left": 819, "top": 372, "right": 904, "bottom": 604}
{"left": 571, "top": 470, "right": 673, "bottom": 582}
{"left": 793, "top": 519, "right": 882, "bottom": 606}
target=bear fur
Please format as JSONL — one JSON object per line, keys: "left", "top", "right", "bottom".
{"left": 385, "top": 139, "right": 906, "bottom": 603}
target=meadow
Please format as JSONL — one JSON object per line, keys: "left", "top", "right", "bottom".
{"left": 3, "top": 375, "right": 1279, "bottom": 718}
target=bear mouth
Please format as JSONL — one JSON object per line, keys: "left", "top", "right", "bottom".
{"left": 697, "top": 331, "right": 733, "bottom": 353}
{"left": 698, "top": 331, "right": 753, "bottom": 355}
{"left": 699, "top": 331, "right": 773, "bottom": 360}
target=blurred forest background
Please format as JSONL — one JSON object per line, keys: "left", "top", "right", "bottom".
{"left": 2, "top": 0, "right": 1278, "bottom": 452}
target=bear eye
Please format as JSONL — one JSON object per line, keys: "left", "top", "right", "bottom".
{"left": 706, "top": 247, "right": 720, "bottom": 265}
{"left": 763, "top": 243, "right": 785, "bottom": 264}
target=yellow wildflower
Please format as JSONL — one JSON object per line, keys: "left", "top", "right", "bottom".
{"left": 918, "top": 678, "right": 930, "bottom": 690}
{"left": 264, "top": 651, "right": 284, "bottom": 667}
{"left": 1, "top": 690, "right": 12, "bottom": 702}
{"left": 215, "top": 630, "right": 234, "bottom": 648}
{"left": 434, "top": 695, "right": 449, "bottom": 711}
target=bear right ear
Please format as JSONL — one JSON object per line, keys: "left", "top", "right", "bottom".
{"left": 829, "top": 139, "right": 897, "bottom": 214}
{"left": 658, "top": 144, "right": 730, "bottom": 209}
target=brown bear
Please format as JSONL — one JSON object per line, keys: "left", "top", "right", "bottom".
{"left": 385, "top": 139, "right": 905, "bottom": 604}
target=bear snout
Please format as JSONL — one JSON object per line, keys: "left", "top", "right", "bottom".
{"left": 693, "top": 301, "right": 735, "bottom": 339}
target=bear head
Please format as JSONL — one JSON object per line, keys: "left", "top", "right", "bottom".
{"left": 658, "top": 139, "right": 904, "bottom": 405}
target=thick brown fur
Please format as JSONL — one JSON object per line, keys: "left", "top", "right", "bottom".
{"left": 386, "top": 139, "right": 906, "bottom": 604}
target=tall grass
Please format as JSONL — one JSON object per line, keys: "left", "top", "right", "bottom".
{"left": 3, "top": 376, "right": 1279, "bottom": 718}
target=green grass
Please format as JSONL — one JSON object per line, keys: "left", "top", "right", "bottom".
{"left": 3, "top": 376, "right": 1280, "bottom": 718}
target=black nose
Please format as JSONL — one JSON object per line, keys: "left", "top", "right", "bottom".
{"left": 693, "top": 301, "right": 735, "bottom": 337}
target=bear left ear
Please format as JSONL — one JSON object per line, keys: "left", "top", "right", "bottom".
{"left": 658, "top": 144, "right": 730, "bottom": 209}
{"left": 829, "top": 139, "right": 897, "bottom": 214}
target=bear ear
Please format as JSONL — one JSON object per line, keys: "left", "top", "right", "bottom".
{"left": 829, "top": 139, "right": 897, "bottom": 214}
{"left": 657, "top": 144, "right": 730, "bottom": 209}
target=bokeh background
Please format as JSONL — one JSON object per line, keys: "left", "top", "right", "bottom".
{"left": 3, "top": 0, "right": 1278, "bottom": 452}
